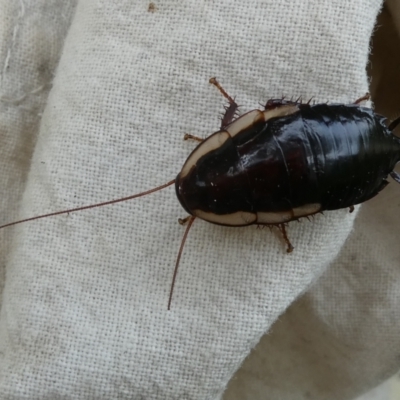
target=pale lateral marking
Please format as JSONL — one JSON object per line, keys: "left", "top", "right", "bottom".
{"left": 181, "top": 104, "right": 300, "bottom": 179}
{"left": 226, "top": 105, "right": 299, "bottom": 138}
{"left": 193, "top": 209, "right": 257, "bottom": 226}
{"left": 262, "top": 105, "right": 300, "bottom": 122}
{"left": 180, "top": 131, "right": 230, "bottom": 179}
{"left": 257, "top": 211, "right": 293, "bottom": 224}
{"left": 292, "top": 203, "right": 321, "bottom": 217}
{"left": 226, "top": 110, "right": 264, "bottom": 137}
{"left": 257, "top": 203, "right": 321, "bottom": 224}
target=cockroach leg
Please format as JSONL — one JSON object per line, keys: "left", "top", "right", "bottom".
{"left": 354, "top": 93, "right": 370, "bottom": 104}
{"left": 306, "top": 97, "right": 314, "bottom": 105}
{"left": 168, "top": 216, "right": 196, "bottom": 310}
{"left": 209, "top": 77, "right": 239, "bottom": 129}
{"left": 390, "top": 170, "right": 400, "bottom": 184}
{"left": 178, "top": 215, "right": 192, "bottom": 225}
{"left": 349, "top": 205, "right": 355, "bottom": 213}
{"left": 209, "top": 77, "right": 236, "bottom": 106}
{"left": 277, "top": 224, "right": 294, "bottom": 253}
{"left": 183, "top": 133, "right": 203, "bottom": 142}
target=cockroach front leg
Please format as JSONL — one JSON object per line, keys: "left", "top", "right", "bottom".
{"left": 209, "top": 77, "right": 239, "bottom": 129}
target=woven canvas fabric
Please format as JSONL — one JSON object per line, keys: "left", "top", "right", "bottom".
{"left": 0, "top": 0, "right": 397, "bottom": 399}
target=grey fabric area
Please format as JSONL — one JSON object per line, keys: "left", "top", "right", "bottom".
{"left": 1, "top": 0, "right": 400, "bottom": 399}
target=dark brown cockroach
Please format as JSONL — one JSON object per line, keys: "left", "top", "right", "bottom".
{"left": 2, "top": 78, "right": 400, "bottom": 309}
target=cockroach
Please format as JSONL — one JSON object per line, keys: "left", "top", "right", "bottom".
{"left": 2, "top": 78, "right": 400, "bottom": 309}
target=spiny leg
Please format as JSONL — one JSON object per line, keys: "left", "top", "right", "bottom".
{"left": 277, "top": 224, "right": 294, "bottom": 253}
{"left": 354, "top": 93, "right": 370, "bottom": 104}
{"left": 183, "top": 133, "right": 203, "bottom": 142}
{"left": 209, "top": 77, "right": 239, "bottom": 129}
{"left": 306, "top": 97, "right": 314, "bottom": 105}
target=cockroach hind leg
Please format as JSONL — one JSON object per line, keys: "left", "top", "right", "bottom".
{"left": 183, "top": 133, "right": 203, "bottom": 142}
{"left": 354, "top": 93, "right": 370, "bottom": 104}
{"left": 390, "top": 171, "right": 400, "bottom": 184}
{"left": 277, "top": 224, "right": 294, "bottom": 253}
{"left": 209, "top": 77, "right": 239, "bottom": 129}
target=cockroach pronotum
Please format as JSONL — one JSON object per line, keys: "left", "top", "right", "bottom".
{"left": 2, "top": 78, "right": 400, "bottom": 309}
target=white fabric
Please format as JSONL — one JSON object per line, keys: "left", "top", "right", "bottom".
{"left": 0, "top": 0, "right": 398, "bottom": 399}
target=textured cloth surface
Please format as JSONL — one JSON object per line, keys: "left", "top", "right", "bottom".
{"left": 0, "top": 0, "right": 398, "bottom": 399}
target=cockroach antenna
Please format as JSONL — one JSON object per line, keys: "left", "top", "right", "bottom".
{"left": 0, "top": 180, "right": 176, "bottom": 229}
{"left": 0, "top": 179, "right": 195, "bottom": 310}
{"left": 168, "top": 216, "right": 196, "bottom": 310}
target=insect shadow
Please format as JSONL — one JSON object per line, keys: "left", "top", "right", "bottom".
{"left": 2, "top": 78, "right": 400, "bottom": 309}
